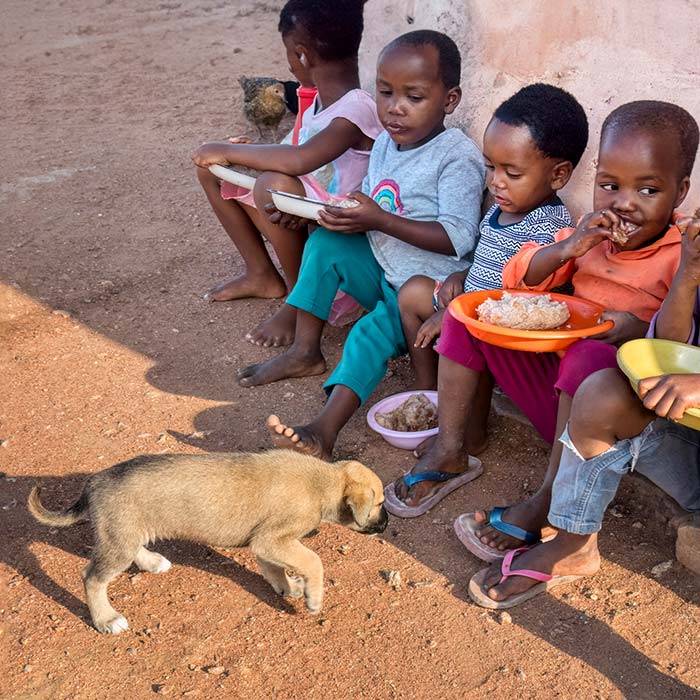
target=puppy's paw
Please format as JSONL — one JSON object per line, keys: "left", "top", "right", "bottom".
{"left": 305, "top": 595, "right": 323, "bottom": 614}
{"left": 284, "top": 572, "right": 304, "bottom": 599}
{"left": 150, "top": 554, "right": 172, "bottom": 574}
{"left": 95, "top": 614, "right": 129, "bottom": 635}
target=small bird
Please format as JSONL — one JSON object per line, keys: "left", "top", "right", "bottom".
{"left": 238, "top": 77, "right": 300, "bottom": 141}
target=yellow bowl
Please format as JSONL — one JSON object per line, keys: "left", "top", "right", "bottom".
{"left": 617, "top": 338, "right": 700, "bottom": 430}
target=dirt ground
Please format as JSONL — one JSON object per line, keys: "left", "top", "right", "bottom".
{"left": 2, "top": 2, "right": 700, "bottom": 699}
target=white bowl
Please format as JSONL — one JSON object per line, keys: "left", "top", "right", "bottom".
{"left": 367, "top": 390, "right": 439, "bottom": 450}
{"left": 269, "top": 189, "right": 326, "bottom": 220}
{"left": 209, "top": 164, "right": 256, "bottom": 190}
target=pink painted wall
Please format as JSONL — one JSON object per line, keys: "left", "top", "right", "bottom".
{"left": 360, "top": 0, "right": 700, "bottom": 217}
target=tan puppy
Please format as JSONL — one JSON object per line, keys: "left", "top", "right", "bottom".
{"left": 28, "top": 449, "right": 388, "bottom": 634}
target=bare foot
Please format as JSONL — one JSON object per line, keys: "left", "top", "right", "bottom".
{"left": 479, "top": 533, "right": 600, "bottom": 603}
{"left": 412, "top": 432, "right": 487, "bottom": 460}
{"left": 203, "top": 272, "right": 286, "bottom": 302}
{"left": 246, "top": 304, "right": 297, "bottom": 347}
{"left": 267, "top": 415, "right": 332, "bottom": 460}
{"left": 237, "top": 348, "right": 326, "bottom": 388}
{"left": 393, "top": 439, "right": 474, "bottom": 508}
{"left": 473, "top": 492, "right": 552, "bottom": 553}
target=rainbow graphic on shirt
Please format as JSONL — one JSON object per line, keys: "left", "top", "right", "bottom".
{"left": 371, "top": 179, "right": 404, "bottom": 215}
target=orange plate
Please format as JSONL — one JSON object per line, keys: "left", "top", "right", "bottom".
{"left": 448, "top": 290, "right": 614, "bottom": 352}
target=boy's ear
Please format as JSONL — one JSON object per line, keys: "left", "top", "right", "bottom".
{"left": 673, "top": 176, "right": 691, "bottom": 208}
{"left": 550, "top": 160, "right": 574, "bottom": 191}
{"left": 444, "top": 86, "right": 462, "bottom": 115}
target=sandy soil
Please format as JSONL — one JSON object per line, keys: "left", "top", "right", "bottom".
{"left": 2, "top": 2, "right": 699, "bottom": 698}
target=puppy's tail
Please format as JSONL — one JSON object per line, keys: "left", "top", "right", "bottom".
{"left": 28, "top": 486, "right": 89, "bottom": 527}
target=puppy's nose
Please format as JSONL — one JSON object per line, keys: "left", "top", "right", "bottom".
{"left": 371, "top": 506, "right": 389, "bottom": 533}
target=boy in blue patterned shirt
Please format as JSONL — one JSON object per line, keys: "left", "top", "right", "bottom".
{"left": 399, "top": 83, "right": 589, "bottom": 389}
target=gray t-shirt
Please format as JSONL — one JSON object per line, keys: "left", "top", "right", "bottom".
{"left": 363, "top": 128, "right": 485, "bottom": 289}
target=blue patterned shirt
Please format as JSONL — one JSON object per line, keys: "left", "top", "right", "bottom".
{"left": 463, "top": 198, "right": 573, "bottom": 292}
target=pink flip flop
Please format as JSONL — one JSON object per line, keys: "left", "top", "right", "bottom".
{"left": 468, "top": 547, "right": 582, "bottom": 609}
{"left": 453, "top": 507, "right": 540, "bottom": 563}
{"left": 383, "top": 456, "right": 483, "bottom": 518}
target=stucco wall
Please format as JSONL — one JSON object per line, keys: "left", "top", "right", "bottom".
{"left": 359, "top": 0, "right": 700, "bottom": 217}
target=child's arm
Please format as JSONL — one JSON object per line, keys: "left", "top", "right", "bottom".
{"left": 522, "top": 210, "right": 620, "bottom": 286}
{"left": 192, "top": 118, "right": 368, "bottom": 177}
{"left": 654, "top": 216, "right": 700, "bottom": 342}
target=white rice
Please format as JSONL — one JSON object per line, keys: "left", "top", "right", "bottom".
{"left": 477, "top": 292, "right": 570, "bottom": 330}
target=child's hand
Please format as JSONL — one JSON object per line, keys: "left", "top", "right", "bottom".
{"left": 638, "top": 374, "right": 700, "bottom": 420}
{"left": 317, "top": 192, "right": 385, "bottom": 233}
{"left": 593, "top": 310, "right": 648, "bottom": 345}
{"left": 192, "top": 142, "right": 233, "bottom": 169}
{"left": 562, "top": 209, "right": 622, "bottom": 259}
{"left": 228, "top": 136, "right": 253, "bottom": 144}
{"left": 437, "top": 271, "right": 467, "bottom": 309}
{"left": 676, "top": 213, "right": 700, "bottom": 285}
{"left": 415, "top": 309, "right": 445, "bottom": 348}
{"left": 263, "top": 202, "right": 307, "bottom": 231}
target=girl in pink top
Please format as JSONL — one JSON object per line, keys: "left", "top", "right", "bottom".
{"left": 193, "top": 0, "right": 382, "bottom": 347}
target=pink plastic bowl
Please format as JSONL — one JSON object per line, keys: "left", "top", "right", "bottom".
{"left": 367, "top": 390, "right": 439, "bottom": 450}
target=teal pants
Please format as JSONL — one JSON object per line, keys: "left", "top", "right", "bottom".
{"left": 286, "top": 227, "right": 407, "bottom": 404}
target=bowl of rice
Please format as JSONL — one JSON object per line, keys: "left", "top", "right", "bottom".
{"left": 367, "top": 390, "right": 439, "bottom": 450}
{"left": 448, "top": 290, "right": 613, "bottom": 352}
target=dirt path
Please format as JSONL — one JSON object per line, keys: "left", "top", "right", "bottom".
{"left": 2, "top": 2, "right": 699, "bottom": 698}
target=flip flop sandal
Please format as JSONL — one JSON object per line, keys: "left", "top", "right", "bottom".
{"left": 383, "top": 456, "right": 483, "bottom": 518}
{"left": 453, "top": 506, "right": 539, "bottom": 563}
{"left": 468, "top": 547, "right": 582, "bottom": 609}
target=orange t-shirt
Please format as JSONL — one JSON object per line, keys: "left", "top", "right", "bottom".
{"left": 501, "top": 215, "right": 684, "bottom": 322}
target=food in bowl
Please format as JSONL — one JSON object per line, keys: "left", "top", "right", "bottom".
{"left": 374, "top": 393, "right": 438, "bottom": 432}
{"left": 327, "top": 197, "right": 359, "bottom": 209}
{"left": 476, "top": 292, "right": 570, "bottom": 331}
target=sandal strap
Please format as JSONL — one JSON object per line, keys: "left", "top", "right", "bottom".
{"left": 499, "top": 547, "right": 555, "bottom": 584}
{"left": 489, "top": 506, "right": 539, "bottom": 545}
{"left": 402, "top": 470, "right": 461, "bottom": 487}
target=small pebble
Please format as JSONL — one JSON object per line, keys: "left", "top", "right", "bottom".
{"left": 152, "top": 684, "right": 171, "bottom": 695}
{"left": 23, "top": 664, "right": 33, "bottom": 673}
{"left": 379, "top": 570, "right": 402, "bottom": 590}
{"left": 632, "top": 521, "right": 643, "bottom": 529}
{"left": 651, "top": 560, "right": 673, "bottom": 577}
{"left": 338, "top": 544, "right": 350, "bottom": 555}
{"left": 516, "top": 669, "right": 526, "bottom": 680}
{"left": 205, "top": 666, "right": 226, "bottom": 675}
{"left": 126, "top": 647, "right": 137, "bottom": 655}
{"left": 497, "top": 611, "right": 512, "bottom": 625}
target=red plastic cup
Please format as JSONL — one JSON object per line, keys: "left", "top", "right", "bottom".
{"left": 292, "top": 86, "right": 318, "bottom": 145}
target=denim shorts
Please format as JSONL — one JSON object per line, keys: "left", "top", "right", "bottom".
{"left": 549, "top": 419, "right": 700, "bottom": 535}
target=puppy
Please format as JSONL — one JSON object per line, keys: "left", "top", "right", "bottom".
{"left": 28, "top": 449, "right": 388, "bottom": 634}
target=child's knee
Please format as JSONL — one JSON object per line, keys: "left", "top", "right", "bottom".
{"left": 254, "top": 171, "right": 303, "bottom": 202}
{"left": 398, "top": 275, "right": 434, "bottom": 315}
{"left": 572, "top": 368, "right": 634, "bottom": 425}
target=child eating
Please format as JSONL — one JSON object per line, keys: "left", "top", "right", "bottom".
{"left": 237, "top": 30, "right": 485, "bottom": 459}
{"left": 193, "top": 0, "right": 383, "bottom": 347}
{"left": 386, "top": 101, "right": 698, "bottom": 525}
{"left": 469, "top": 210, "right": 700, "bottom": 608}
{"left": 398, "top": 83, "right": 588, "bottom": 390}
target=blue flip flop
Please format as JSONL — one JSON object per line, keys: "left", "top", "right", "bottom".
{"left": 454, "top": 507, "right": 539, "bottom": 563}
{"left": 383, "top": 457, "right": 484, "bottom": 518}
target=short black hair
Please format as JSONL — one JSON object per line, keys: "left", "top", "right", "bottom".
{"left": 492, "top": 83, "right": 589, "bottom": 167}
{"left": 602, "top": 100, "right": 699, "bottom": 179}
{"left": 383, "top": 30, "right": 461, "bottom": 88}
{"left": 278, "top": 0, "right": 367, "bottom": 62}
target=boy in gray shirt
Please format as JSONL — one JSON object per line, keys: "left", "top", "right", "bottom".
{"left": 237, "top": 30, "right": 485, "bottom": 459}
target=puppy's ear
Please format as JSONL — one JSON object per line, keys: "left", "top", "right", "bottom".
{"left": 342, "top": 461, "right": 375, "bottom": 527}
